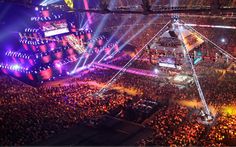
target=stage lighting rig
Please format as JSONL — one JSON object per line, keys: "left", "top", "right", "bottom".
{"left": 171, "top": 15, "right": 179, "bottom": 23}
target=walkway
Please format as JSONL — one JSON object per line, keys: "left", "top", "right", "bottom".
{"left": 94, "top": 62, "right": 157, "bottom": 78}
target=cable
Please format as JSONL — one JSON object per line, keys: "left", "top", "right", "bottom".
{"left": 94, "top": 21, "right": 171, "bottom": 97}
{"left": 177, "top": 21, "right": 211, "bottom": 117}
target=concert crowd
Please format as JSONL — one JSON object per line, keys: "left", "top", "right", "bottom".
{"left": 0, "top": 12, "right": 236, "bottom": 146}
{"left": 0, "top": 53, "right": 235, "bottom": 146}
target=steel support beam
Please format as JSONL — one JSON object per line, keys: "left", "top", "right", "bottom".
{"left": 95, "top": 21, "right": 171, "bottom": 97}
{"left": 177, "top": 22, "right": 211, "bottom": 116}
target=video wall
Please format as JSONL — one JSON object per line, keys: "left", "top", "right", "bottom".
{"left": 39, "top": 19, "right": 69, "bottom": 37}
{"left": 159, "top": 56, "right": 176, "bottom": 68}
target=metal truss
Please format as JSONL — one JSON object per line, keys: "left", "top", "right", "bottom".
{"left": 181, "top": 21, "right": 236, "bottom": 61}
{"left": 177, "top": 21, "right": 211, "bottom": 116}
{"left": 94, "top": 21, "right": 171, "bottom": 97}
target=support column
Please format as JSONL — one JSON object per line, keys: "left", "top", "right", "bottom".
{"left": 177, "top": 22, "right": 212, "bottom": 118}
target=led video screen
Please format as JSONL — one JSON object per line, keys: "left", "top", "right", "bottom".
{"left": 159, "top": 57, "right": 176, "bottom": 68}
{"left": 64, "top": 34, "right": 86, "bottom": 54}
{"left": 40, "top": 19, "right": 69, "bottom": 37}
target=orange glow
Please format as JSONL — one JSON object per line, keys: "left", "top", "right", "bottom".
{"left": 178, "top": 99, "right": 217, "bottom": 116}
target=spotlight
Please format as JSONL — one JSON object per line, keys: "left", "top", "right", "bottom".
{"left": 12, "top": 64, "right": 20, "bottom": 70}
{"left": 154, "top": 68, "right": 159, "bottom": 74}
{"left": 221, "top": 38, "right": 226, "bottom": 43}
{"left": 56, "top": 63, "right": 61, "bottom": 68}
